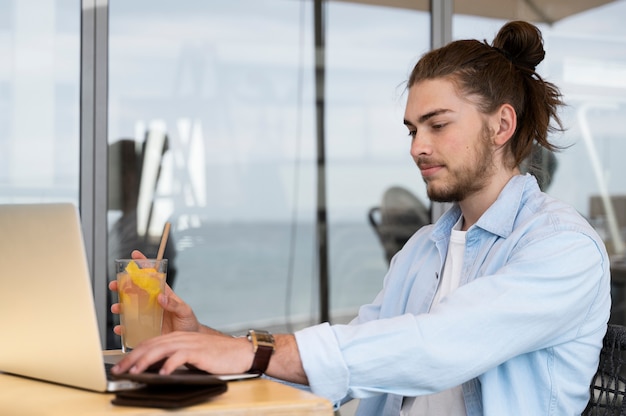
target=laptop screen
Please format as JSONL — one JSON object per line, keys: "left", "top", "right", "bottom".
{"left": 0, "top": 203, "right": 112, "bottom": 391}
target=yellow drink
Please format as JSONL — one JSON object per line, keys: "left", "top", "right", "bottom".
{"left": 116, "top": 259, "right": 167, "bottom": 352}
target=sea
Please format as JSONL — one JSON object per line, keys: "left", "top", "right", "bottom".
{"left": 168, "top": 221, "right": 390, "bottom": 334}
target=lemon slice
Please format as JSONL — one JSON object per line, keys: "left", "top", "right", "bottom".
{"left": 125, "top": 260, "right": 163, "bottom": 305}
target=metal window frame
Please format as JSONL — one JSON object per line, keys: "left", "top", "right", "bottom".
{"left": 430, "top": 0, "right": 454, "bottom": 221}
{"left": 80, "top": 0, "right": 109, "bottom": 347}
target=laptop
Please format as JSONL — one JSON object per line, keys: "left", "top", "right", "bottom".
{"left": 0, "top": 202, "right": 142, "bottom": 392}
{"left": 0, "top": 202, "right": 259, "bottom": 392}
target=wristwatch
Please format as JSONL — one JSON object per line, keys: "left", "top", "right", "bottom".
{"left": 246, "top": 329, "right": 275, "bottom": 374}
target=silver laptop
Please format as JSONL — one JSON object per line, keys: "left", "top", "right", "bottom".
{"left": 0, "top": 203, "right": 138, "bottom": 392}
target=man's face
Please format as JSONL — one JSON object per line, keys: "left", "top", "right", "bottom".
{"left": 403, "top": 78, "right": 496, "bottom": 203}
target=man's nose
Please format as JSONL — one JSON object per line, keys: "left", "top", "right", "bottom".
{"left": 410, "top": 133, "right": 431, "bottom": 158}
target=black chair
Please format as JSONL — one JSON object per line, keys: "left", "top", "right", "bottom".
{"left": 368, "top": 186, "right": 430, "bottom": 263}
{"left": 584, "top": 324, "right": 626, "bottom": 415}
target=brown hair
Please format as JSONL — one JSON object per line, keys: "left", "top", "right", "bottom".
{"left": 408, "top": 21, "right": 564, "bottom": 169}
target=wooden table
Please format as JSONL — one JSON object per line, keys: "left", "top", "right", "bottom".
{"left": 0, "top": 372, "right": 333, "bottom": 415}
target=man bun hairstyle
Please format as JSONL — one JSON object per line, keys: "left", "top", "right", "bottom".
{"left": 492, "top": 20, "right": 545, "bottom": 72}
{"left": 408, "top": 20, "right": 564, "bottom": 169}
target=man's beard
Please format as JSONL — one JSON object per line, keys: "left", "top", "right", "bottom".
{"left": 424, "top": 123, "right": 496, "bottom": 203}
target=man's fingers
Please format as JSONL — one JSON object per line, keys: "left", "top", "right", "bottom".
{"left": 113, "top": 336, "right": 177, "bottom": 375}
{"left": 157, "top": 293, "right": 169, "bottom": 309}
{"left": 160, "top": 352, "right": 190, "bottom": 375}
{"left": 159, "top": 292, "right": 186, "bottom": 314}
{"left": 131, "top": 250, "right": 147, "bottom": 260}
{"left": 163, "top": 283, "right": 175, "bottom": 296}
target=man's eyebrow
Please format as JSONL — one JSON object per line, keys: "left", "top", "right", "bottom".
{"left": 404, "top": 109, "right": 452, "bottom": 126}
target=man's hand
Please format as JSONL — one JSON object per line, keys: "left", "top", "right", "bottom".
{"left": 110, "top": 331, "right": 254, "bottom": 376}
{"left": 110, "top": 251, "right": 309, "bottom": 386}
{"left": 110, "top": 331, "right": 309, "bottom": 386}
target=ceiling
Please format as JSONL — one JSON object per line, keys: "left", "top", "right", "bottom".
{"left": 333, "top": 0, "right": 616, "bottom": 24}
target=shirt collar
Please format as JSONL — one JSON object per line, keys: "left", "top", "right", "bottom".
{"left": 432, "top": 174, "right": 540, "bottom": 240}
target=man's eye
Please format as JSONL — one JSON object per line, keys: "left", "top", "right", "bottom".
{"left": 407, "top": 130, "right": 417, "bottom": 138}
{"left": 432, "top": 123, "right": 446, "bottom": 130}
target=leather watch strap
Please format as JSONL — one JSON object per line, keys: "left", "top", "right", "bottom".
{"left": 246, "top": 330, "right": 275, "bottom": 374}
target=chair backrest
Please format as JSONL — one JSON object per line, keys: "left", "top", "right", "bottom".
{"left": 583, "top": 324, "right": 626, "bottom": 415}
{"left": 368, "top": 186, "right": 430, "bottom": 262}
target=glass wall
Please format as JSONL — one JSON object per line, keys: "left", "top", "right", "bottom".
{"left": 107, "top": 0, "right": 316, "bottom": 344}
{"left": 0, "top": 0, "right": 80, "bottom": 204}
{"left": 325, "top": 3, "right": 430, "bottom": 319}
{"left": 106, "top": 0, "right": 429, "bottom": 345}
{"left": 10, "top": 0, "right": 624, "bottom": 347}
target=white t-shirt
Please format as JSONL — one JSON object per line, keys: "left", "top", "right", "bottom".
{"left": 401, "top": 219, "right": 467, "bottom": 416}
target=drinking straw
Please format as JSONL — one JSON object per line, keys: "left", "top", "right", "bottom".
{"left": 156, "top": 222, "right": 171, "bottom": 261}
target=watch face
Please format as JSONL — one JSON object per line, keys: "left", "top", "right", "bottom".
{"left": 249, "top": 330, "right": 275, "bottom": 348}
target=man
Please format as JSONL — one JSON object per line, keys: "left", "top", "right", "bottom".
{"left": 111, "top": 21, "right": 611, "bottom": 415}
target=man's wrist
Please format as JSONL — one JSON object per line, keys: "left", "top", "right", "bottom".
{"left": 245, "top": 329, "right": 275, "bottom": 374}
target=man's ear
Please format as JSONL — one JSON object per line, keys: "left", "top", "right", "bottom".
{"left": 492, "top": 103, "right": 517, "bottom": 146}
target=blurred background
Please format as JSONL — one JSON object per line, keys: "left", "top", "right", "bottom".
{"left": 2, "top": 0, "right": 626, "bottom": 353}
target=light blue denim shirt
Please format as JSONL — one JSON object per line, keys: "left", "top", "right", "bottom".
{"left": 295, "top": 174, "right": 611, "bottom": 415}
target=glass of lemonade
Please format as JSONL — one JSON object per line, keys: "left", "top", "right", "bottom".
{"left": 115, "top": 258, "right": 168, "bottom": 352}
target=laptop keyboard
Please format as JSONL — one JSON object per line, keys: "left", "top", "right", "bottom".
{"left": 104, "top": 362, "right": 116, "bottom": 380}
